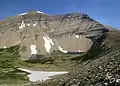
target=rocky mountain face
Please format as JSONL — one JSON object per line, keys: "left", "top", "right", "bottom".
{"left": 0, "top": 11, "right": 106, "bottom": 58}
{"left": 35, "top": 23, "right": 120, "bottom": 86}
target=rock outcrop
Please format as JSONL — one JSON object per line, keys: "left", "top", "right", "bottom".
{"left": 0, "top": 11, "right": 106, "bottom": 58}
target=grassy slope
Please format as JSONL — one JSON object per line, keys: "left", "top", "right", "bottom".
{"left": 0, "top": 46, "right": 30, "bottom": 85}
{"left": 19, "top": 54, "right": 75, "bottom": 71}
{"left": 0, "top": 46, "right": 76, "bottom": 85}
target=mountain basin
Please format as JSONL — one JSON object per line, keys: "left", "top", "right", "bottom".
{"left": 17, "top": 68, "right": 68, "bottom": 82}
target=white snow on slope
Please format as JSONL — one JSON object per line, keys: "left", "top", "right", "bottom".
{"left": 18, "top": 68, "right": 31, "bottom": 73}
{"left": 3, "top": 46, "right": 6, "bottom": 49}
{"left": 19, "top": 21, "right": 25, "bottom": 29}
{"left": 27, "top": 23, "right": 30, "bottom": 26}
{"left": 43, "top": 35, "right": 54, "bottom": 53}
{"left": 18, "top": 68, "right": 68, "bottom": 82}
{"left": 30, "top": 45, "right": 37, "bottom": 55}
{"left": 76, "top": 35, "right": 79, "bottom": 38}
{"left": 18, "top": 11, "right": 44, "bottom": 16}
{"left": 46, "top": 35, "right": 54, "bottom": 45}
{"left": 33, "top": 23, "right": 37, "bottom": 27}
{"left": 37, "top": 11, "right": 44, "bottom": 14}
{"left": 58, "top": 46, "right": 68, "bottom": 53}
{"left": 18, "top": 12, "right": 27, "bottom": 16}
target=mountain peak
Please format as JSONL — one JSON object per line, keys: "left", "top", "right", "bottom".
{"left": 18, "top": 10, "right": 45, "bottom": 16}
{"left": 27, "top": 10, "right": 44, "bottom": 14}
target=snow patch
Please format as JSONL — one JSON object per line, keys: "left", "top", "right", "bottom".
{"left": 3, "top": 46, "right": 6, "bottom": 49}
{"left": 43, "top": 36, "right": 51, "bottom": 53}
{"left": 18, "top": 68, "right": 31, "bottom": 73}
{"left": 18, "top": 68, "right": 68, "bottom": 82}
{"left": 116, "top": 79, "right": 120, "bottom": 83}
{"left": 46, "top": 35, "right": 54, "bottom": 45}
{"left": 58, "top": 46, "right": 68, "bottom": 53}
{"left": 19, "top": 21, "right": 25, "bottom": 29}
{"left": 30, "top": 45, "right": 37, "bottom": 55}
{"left": 43, "top": 35, "right": 54, "bottom": 53}
{"left": 76, "top": 35, "right": 79, "bottom": 38}
{"left": 33, "top": 23, "right": 37, "bottom": 27}
{"left": 27, "top": 23, "right": 30, "bottom": 26}
{"left": 18, "top": 12, "right": 27, "bottom": 16}
{"left": 37, "top": 11, "right": 44, "bottom": 14}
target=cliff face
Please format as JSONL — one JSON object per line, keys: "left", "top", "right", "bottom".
{"left": 0, "top": 11, "right": 106, "bottom": 58}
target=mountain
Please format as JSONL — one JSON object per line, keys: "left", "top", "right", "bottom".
{"left": 0, "top": 11, "right": 120, "bottom": 86}
{"left": 34, "top": 15, "right": 120, "bottom": 86}
{"left": 0, "top": 10, "right": 106, "bottom": 59}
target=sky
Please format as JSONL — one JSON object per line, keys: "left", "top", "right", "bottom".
{"left": 0, "top": 0, "right": 120, "bottom": 28}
